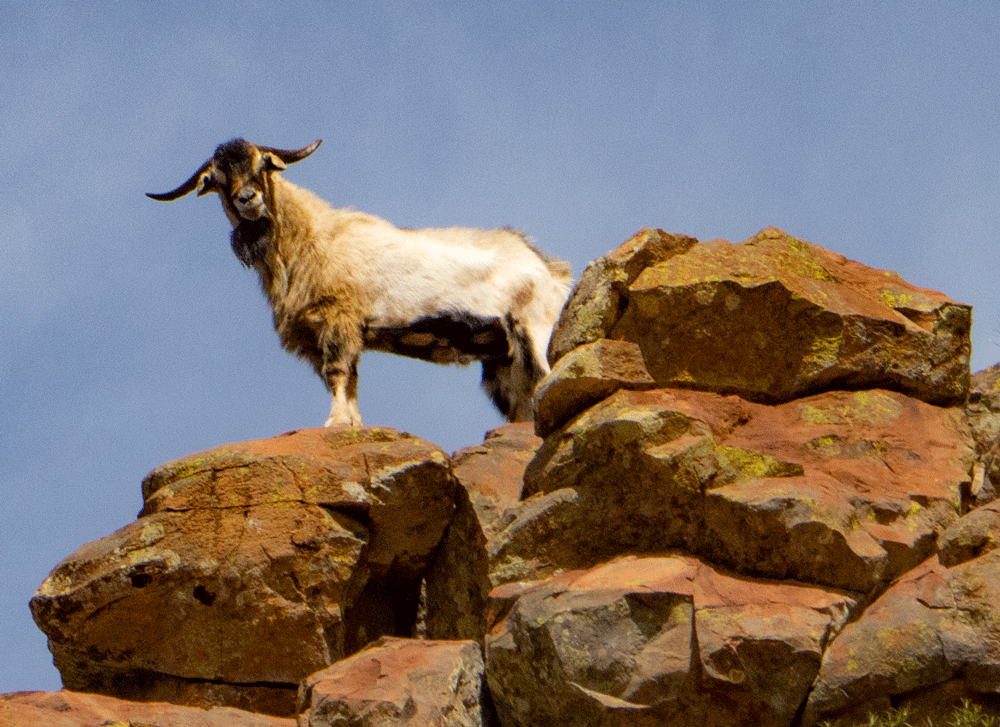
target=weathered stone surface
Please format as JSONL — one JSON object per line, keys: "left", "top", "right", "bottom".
{"left": 298, "top": 637, "right": 489, "bottom": 727}
{"left": 485, "top": 554, "right": 855, "bottom": 727}
{"left": 0, "top": 690, "right": 294, "bottom": 727}
{"left": 938, "top": 500, "right": 1000, "bottom": 567}
{"left": 534, "top": 339, "right": 656, "bottom": 438}
{"left": 30, "top": 427, "right": 458, "bottom": 716}
{"left": 804, "top": 549, "right": 1000, "bottom": 725}
{"left": 421, "top": 483, "right": 492, "bottom": 641}
{"left": 546, "top": 227, "right": 971, "bottom": 415}
{"left": 493, "top": 387, "right": 973, "bottom": 592}
{"left": 967, "top": 362, "right": 1000, "bottom": 456}
{"left": 451, "top": 423, "right": 541, "bottom": 540}
{"left": 547, "top": 228, "right": 698, "bottom": 365}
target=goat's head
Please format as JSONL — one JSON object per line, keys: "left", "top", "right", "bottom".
{"left": 147, "top": 138, "right": 322, "bottom": 225}
{"left": 148, "top": 138, "right": 321, "bottom": 267}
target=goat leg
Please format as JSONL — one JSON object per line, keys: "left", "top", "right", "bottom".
{"left": 317, "top": 322, "right": 364, "bottom": 427}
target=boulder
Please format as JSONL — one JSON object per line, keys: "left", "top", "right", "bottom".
{"left": 297, "top": 637, "right": 489, "bottom": 727}
{"left": 30, "top": 427, "right": 460, "bottom": 716}
{"left": 0, "top": 690, "right": 293, "bottom": 727}
{"left": 534, "top": 339, "right": 656, "bottom": 438}
{"left": 804, "top": 549, "right": 1000, "bottom": 724}
{"left": 421, "top": 483, "right": 493, "bottom": 641}
{"left": 547, "top": 228, "right": 698, "bottom": 365}
{"left": 485, "top": 554, "right": 855, "bottom": 727}
{"left": 966, "top": 362, "right": 1000, "bottom": 456}
{"left": 542, "top": 227, "right": 971, "bottom": 419}
{"left": 451, "top": 423, "right": 542, "bottom": 539}
{"left": 492, "top": 387, "right": 974, "bottom": 593}
{"left": 937, "top": 499, "right": 1000, "bottom": 567}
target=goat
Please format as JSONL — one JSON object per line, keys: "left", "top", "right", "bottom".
{"left": 148, "top": 138, "right": 571, "bottom": 427}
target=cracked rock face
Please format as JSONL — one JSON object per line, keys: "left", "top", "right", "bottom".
{"left": 486, "top": 554, "right": 856, "bottom": 727}
{"left": 804, "top": 548, "right": 1000, "bottom": 724}
{"left": 30, "top": 427, "right": 459, "bottom": 717}
{"left": 298, "top": 637, "right": 488, "bottom": 727}
{"left": 542, "top": 227, "right": 972, "bottom": 425}
{"left": 494, "top": 387, "right": 974, "bottom": 594}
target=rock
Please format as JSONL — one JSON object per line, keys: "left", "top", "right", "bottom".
{"left": 966, "top": 362, "right": 1000, "bottom": 456}
{"left": 419, "top": 424, "right": 542, "bottom": 641}
{"left": 938, "top": 500, "right": 1000, "bottom": 567}
{"left": 543, "top": 227, "right": 971, "bottom": 417}
{"left": 0, "top": 690, "right": 294, "bottom": 727}
{"left": 547, "top": 228, "right": 698, "bottom": 365}
{"left": 421, "top": 483, "right": 492, "bottom": 641}
{"left": 451, "top": 423, "right": 542, "bottom": 539}
{"left": 30, "top": 427, "right": 459, "bottom": 716}
{"left": 804, "top": 549, "right": 1000, "bottom": 724}
{"left": 493, "top": 387, "right": 973, "bottom": 593}
{"left": 534, "top": 339, "right": 656, "bottom": 438}
{"left": 298, "top": 637, "right": 490, "bottom": 727}
{"left": 485, "top": 554, "right": 855, "bottom": 727}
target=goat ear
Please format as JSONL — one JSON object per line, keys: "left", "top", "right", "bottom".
{"left": 147, "top": 159, "right": 215, "bottom": 201}
{"left": 195, "top": 169, "right": 220, "bottom": 196}
{"left": 261, "top": 153, "right": 287, "bottom": 172}
{"left": 257, "top": 140, "right": 322, "bottom": 165}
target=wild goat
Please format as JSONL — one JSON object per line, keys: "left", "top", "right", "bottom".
{"left": 148, "top": 138, "right": 572, "bottom": 426}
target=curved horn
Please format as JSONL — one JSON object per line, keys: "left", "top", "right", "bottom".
{"left": 146, "top": 158, "right": 214, "bottom": 201}
{"left": 257, "top": 139, "right": 322, "bottom": 165}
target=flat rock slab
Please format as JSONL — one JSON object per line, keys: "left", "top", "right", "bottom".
{"left": 544, "top": 227, "right": 971, "bottom": 428}
{"left": 30, "top": 427, "right": 459, "bottom": 716}
{"left": 0, "top": 690, "right": 294, "bottom": 727}
{"left": 486, "top": 554, "right": 855, "bottom": 727}
{"left": 298, "top": 637, "right": 488, "bottom": 727}
{"left": 492, "top": 387, "right": 974, "bottom": 593}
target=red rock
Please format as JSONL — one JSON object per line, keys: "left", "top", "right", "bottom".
{"left": 534, "top": 339, "right": 657, "bottom": 437}
{"left": 967, "top": 362, "right": 1000, "bottom": 457}
{"left": 298, "top": 637, "right": 487, "bottom": 726}
{"left": 938, "top": 500, "right": 1000, "bottom": 567}
{"left": 494, "top": 387, "right": 973, "bottom": 593}
{"left": 544, "top": 227, "right": 971, "bottom": 418}
{"left": 804, "top": 548, "right": 1000, "bottom": 724}
{"left": 0, "top": 690, "right": 293, "bottom": 727}
{"left": 30, "top": 428, "right": 460, "bottom": 716}
{"left": 485, "top": 554, "right": 855, "bottom": 727}
{"left": 451, "top": 423, "right": 542, "bottom": 539}
{"left": 547, "top": 228, "right": 698, "bottom": 365}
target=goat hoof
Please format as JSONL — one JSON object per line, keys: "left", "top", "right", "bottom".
{"left": 324, "top": 416, "right": 363, "bottom": 428}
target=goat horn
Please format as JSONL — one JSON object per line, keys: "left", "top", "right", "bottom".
{"left": 257, "top": 139, "right": 323, "bottom": 164}
{"left": 146, "top": 158, "right": 214, "bottom": 201}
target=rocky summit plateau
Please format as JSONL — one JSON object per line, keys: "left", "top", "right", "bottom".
{"left": 8, "top": 227, "right": 1000, "bottom": 727}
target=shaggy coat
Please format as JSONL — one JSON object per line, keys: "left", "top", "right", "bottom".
{"left": 149, "top": 139, "right": 571, "bottom": 426}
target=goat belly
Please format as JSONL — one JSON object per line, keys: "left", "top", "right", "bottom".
{"left": 364, "top": 312, "right": 510, "bottom": 365}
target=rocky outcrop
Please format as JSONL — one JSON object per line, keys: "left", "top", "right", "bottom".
{"left": 29, "top": 427, "right": 487, "bottom": 717}
{"left": 543, "top": 227, "right": 971, "bottom": 434}
{"left": 804, "top": 547, "right": 1000, "bottom": 724}
{"left": 298, "top": 637, "right": 490, "bottom": 726}
{"left": 487, "top": 555, "right": 855, "bottom": 727}
{"left": 19, "top": 227, "right": 1000, "bottom": 727}
{"left": 484, "top": 227, "right": 990, "bottom": 725}
{"left": 493, "top": 386, "right": 974, "bottom": 593}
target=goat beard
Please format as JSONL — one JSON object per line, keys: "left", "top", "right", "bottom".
{"left": 231, "top": 217, "right": 272, "bottom": 268}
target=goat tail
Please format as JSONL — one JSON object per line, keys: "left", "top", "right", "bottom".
{"left": 481, "top": 314, "right": 549, "bottom": 423}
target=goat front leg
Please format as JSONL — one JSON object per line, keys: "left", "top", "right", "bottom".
{"left": 318, "top": 325, "right": 364, "bottom": 428}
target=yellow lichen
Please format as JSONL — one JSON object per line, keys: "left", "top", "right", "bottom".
{"left": 879, "top": 288, "right": 914, "bottom": 309}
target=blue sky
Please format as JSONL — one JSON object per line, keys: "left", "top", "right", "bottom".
{"left": 2, "top": 2, "right": 999, "bottom": 692}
